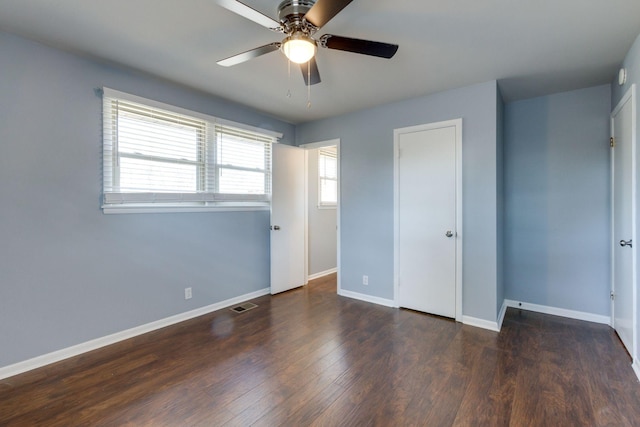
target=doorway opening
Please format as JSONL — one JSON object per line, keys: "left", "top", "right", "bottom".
{"left": 301, "top": 139, "right": 341, "bottom": 293}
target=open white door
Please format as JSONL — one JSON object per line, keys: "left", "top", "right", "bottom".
{"left": 271, "top": 143, "right": 306, "bottom": 294}
{"left": 611, "top": 84, "right": 636, "bottom": 358}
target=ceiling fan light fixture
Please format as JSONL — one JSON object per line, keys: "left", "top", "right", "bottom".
{"left": 282, "top": 32, "right": 316, "bottom": 64}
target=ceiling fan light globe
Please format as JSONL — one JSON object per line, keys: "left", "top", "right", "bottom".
{"left": 283, "top": 36, "right": 316, "bottom": 64}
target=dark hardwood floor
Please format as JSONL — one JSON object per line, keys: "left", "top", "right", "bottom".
{"left": 2, "top": 274, "right": 640, "bottom": 426}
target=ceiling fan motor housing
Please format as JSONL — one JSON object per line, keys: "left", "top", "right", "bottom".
{"left": 278, "top": 0, "right": 317, "bottom": 34}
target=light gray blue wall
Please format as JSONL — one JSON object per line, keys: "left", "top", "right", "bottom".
{"left": 307, "top": 148, "right": 337, "bottom": 276}
{"left": 496, "top": 88, "right": 505, "bottom": 317}
{"left": 504, "top": 85, "right": 611, "bottom": 315}
{"left": 612, "top": 32, "right": 640, "bottom": 361}
{"left": 296, "top": 81, "right": 500, "bottom": 322}
{"left": 0, "top": 32, "right": 295, "bottom": 367}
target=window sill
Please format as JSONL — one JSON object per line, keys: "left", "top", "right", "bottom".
{"left": 102, "top": 203, "right": 270, "bottom": 214}
{"left": 317, "top": 205, "right": 337, "bottom": 210}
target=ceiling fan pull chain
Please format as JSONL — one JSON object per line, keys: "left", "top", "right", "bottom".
{"left": 307, "top": 63, "right": 312, "bottom": 109}
{"left": 286, "top": 59, "right": 292, "bottom": 98}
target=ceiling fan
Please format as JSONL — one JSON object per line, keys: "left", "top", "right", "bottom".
{"left": 216, "top": 0, "right": 399, "bottom": 86}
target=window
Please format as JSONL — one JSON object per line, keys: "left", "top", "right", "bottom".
{"left": 102, "top": 88, "right": 279, "bottom": 213}
{"left": 318, "top": 146, "right": 337, "bottom": 207}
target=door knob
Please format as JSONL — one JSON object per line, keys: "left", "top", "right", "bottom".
{"left": 445, "top": 230, "right": 453, "bottom": 238}
{"left": 620, "top": 239, "right": 633, "bottom": 248}
{"left": 271, "top": 225, "right": 281, "bottom": 231}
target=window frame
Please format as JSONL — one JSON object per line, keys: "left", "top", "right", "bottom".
{"left": 102, "top": 88, "right": 281, "bottom": 214}
{"left": 317, "top": 146, "right": 338, "bottom": 209}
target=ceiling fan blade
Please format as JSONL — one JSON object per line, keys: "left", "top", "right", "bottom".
{"left": 300, "top": 57, "right": 321, "bottom": 86}
{"left": 304, "top": 0, "right": 353, "bottom": 29}
{"left": 217, "top": 43, "right": 281, "bottom": 67}
{"left": 216, "top": 0, "right": 281, "bottom": 30}
{"left": 320, "top": 35, "right": 398, "bottom": 58}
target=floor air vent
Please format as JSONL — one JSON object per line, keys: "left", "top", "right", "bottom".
{"left": 230, "top": 302, "right": 258, "bottom": 313}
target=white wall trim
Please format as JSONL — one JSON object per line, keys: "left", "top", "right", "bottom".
{"left": 103, "top": 204, "right": 270, "bottom": 214}
{"left": 497, "top": 300, "right": 508, "bottom": 331}
{"left": 338, "top": 289, "right": 395, "bottom": 308}
{"left": 0, "top": 288, "right": 270, "bottom": 380}
{"left": 308, "top": 268, "right": 338, "bottom": 281}
{"left": 462, "top": 315, "right": 500, "bottom": 332}
{"left": 504, "top": 299, "right": 611, "bottom": 325}
{"left": 633, "top": 84, "right": 638, "bottom": 361}
{"left": 299, "top": 139, "right": 340, "bottom": 150}
{"left": 610, "top": 83, "right": 638, "bottom": 360}
{"left": 336, "top": 142, "right": 342, "bottom": 296}
{"left": 632, "top": 359, "right": 640, "bottom": 382}
{"left": 304, "top": 148, "right": 309, "bottom": 285}
{"left": 463, "top": 299, "right": 507, "bottom": 333}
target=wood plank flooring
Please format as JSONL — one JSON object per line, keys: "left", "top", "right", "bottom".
{"left": 2, "top": 273, "right": 640, "bottom": 426}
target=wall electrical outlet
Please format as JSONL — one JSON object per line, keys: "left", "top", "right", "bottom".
{"left": 363, "top": 275, "right": 368, "bottom": 285}
{"left": 185, "top": 287, "right": 192, "bottom": 300}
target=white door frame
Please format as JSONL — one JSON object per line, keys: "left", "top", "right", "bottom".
{"left": 393, "top": 119, "right": 463, "bottom": 321}
{"left": 299, "top": 139, "right": 341, "bottom": 293}
{"left": 611, "top": 84, "right": 637, "bottom": 361}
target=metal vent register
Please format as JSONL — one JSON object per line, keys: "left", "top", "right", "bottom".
{"left": 230, "top": 302, "right": 258, "bottom": 313}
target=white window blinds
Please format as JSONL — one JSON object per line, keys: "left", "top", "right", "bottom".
{"left": 215, "top": 125, "right": 272, "bottom": 200}
{"left": 102, "top": 88, "right": 278, "bottom": 211}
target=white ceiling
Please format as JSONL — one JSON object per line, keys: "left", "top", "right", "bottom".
{"left": 0, "top": 0, "right": 639, "bottom": 123}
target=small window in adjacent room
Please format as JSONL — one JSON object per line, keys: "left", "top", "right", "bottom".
{"left": 318, "top": 146, "right": 337, "bottom": 208}
{"left": 101, "top": 88, "right": 280, "bottom": 213}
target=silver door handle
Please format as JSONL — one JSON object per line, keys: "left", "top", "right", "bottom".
{"left": 271, "top": 225, "right": 281, "bottom": 231}
{"left": 445, "top": 230, "right": 453, "bottom": 238}
{"left": 620, "top": 239, "right": 632, "bottom": 248}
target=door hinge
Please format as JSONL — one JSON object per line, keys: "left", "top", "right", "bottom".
{"left": 610, "top": 137, "right": 616, "bottom": 148}
{"left": 611, "top": 291, "right": 615, "bottom": 301}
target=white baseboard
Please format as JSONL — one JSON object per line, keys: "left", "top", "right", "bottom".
{"left": 340, "top": 290, "right": 500, "bottom": 332}
{"left": 0, "top": 288, "right": 270, "bottom": 381}
{"left": 461, "top": 300, "right": 507, "bottom": 333}
{"left": 307, "top": 268, "right": 337, "bottom": 281}
{"left": 497, "top": 300, "right": 508, "bottom": 331}
{"left": 504, "top": 299, "right": 611, "bottom": 325}
{"left": 462, "top": 315, "right": 500, "bottom": 332}
{"left": 633, "top": 360, "right": 640, "bottom": 382}
{"left": 338, "top": 289, "right": 396, "bottom": 308}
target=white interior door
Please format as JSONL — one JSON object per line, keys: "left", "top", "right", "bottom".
{"left": 271, "top": 143, "right": 306, "bottom": 294}
{"left": 395, "top": 120, "right": 461, "bottom": 319}
{"left": 612, "top": 86, "right": 636, "bottom": 357}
